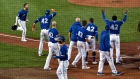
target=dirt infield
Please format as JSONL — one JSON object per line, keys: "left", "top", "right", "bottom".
{"left": 68, "top": 0, "right": 140, "bottom": 8}
{"left": 0, "top": 33, "right": 140, "bottom": 79}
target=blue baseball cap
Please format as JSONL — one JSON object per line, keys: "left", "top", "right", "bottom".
{"left": 58, "top": 36, "right": 65, "bottom": 41}
{"left": 45, "top": 10, "right": 50, "bottom": 15}
{"left": 105, "top": 25, "right": 110, "bottom": 30}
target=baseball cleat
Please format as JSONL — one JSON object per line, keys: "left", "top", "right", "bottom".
{"left": 39, "top": 54, "right": 43, "bottom": 56}
{"left": 44, "top": 68, "right": 51, "bottom": 71}
{"left": 97, "top": 72, "right": 105, "bottom": 76}
{"left": 92, "top": 61, "right": 98, "bottom": 64}
{"left": 112, "top": 72, "right": 121, "bottom": 76}
{"left": 72, "top": 63, "right": 77, "bottom": 68}
{"left": 21, "top": 39, "right": 27, "bottom": 42}
{"left": 119, "top": 57, "right": 123, "bottom": 62}
{"left": 82, "top": 66, "right": 90, "bottom": 69}
{"left": 116, "top": 61, "right": 122, "bottom": 64}
{"left": 85, "top": 61, "right": 88, "bottom": 64}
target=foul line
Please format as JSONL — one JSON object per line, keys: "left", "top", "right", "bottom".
{"left": 0, "top": 33, "right": 138, "bottom": 59}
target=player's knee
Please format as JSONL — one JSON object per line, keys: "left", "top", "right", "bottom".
{"left": 56, "top": 70, "right": 61, "bottom": 75}
{"left": 99, "top": 59, "right": 104, "bottom": 62}
{"left": 116, "top": 47, "right": 120, "bottom": 49}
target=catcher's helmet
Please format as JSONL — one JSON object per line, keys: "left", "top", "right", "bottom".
{"left": 11, "top": 25, "right": 17, "bottom": 31}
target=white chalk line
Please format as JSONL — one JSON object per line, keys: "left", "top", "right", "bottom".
{"left": 0, "top": 33, "right": 85, "bottom": 49}
{"left": 0, "top": 33, "right": 139, "bottom": 59}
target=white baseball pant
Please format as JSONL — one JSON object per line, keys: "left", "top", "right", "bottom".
{"left": 57, "top": 60, "right": 69, "bottom": 79}
{"left": 72, "top": 41, "right": 86, "bottom": 67}
{"left": 98, "top": 50, "right": 117, "bottom": 73}
{"left": 110, "top": 34, "right": 120, "bottom": 62}
{"left": 44, "top": 42, "right": 60, "bottom": 69}
{"left": 68, "top": 41, "right": 76, "bottom": 60}
{"left": 86, "top": 36, "right": 96, "bottom": 51}
{"left": 85, "top": 36, "right": 96, "bottom": 61}
{"left": 17, "top": 20, "right": 26, "bottom": 41}
{"left": 38, "top": 29, "right": 49, "bottom": 55}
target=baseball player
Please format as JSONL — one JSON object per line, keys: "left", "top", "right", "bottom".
{"left": 101, "top": 9, "right": 128, "bottom": 64}
{"left": 85, "top": 18, "right": 98, "bottom": 64}
{"left": 53, "top": 36, "right": 69, "bottom": 79}
{"left": 44, "top": 21, "right": 60, "bottom": 70}
{"left": 68, "top": 18, "right": 82, "bottom": 60}
{"left": 32, "top": 9, "right": 56, "bottom": 56}
{"left": 72, "top": 20, "right": 90, "bottom": 69}
{"left": 11, "top": 3, "right": 29, "bottom": 42}
{"left": 97, "top": 25, "right": 121, "bottom": 76}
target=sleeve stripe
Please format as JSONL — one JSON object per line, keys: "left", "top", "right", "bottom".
{"left": 122, "top": 20, "right": 124, "bottom": 23}
{"left": 52, "top": 14, "right": 53, "bottom": 17}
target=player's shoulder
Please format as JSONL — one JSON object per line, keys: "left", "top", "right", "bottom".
{"left": 39, "top": 16, "right": 45, "bottom": 19}
{"left": 18, "top": 9, "right": 24, "bottom": 13}
{"left": 63, "top": 44, "right": 68, "bottom": 49}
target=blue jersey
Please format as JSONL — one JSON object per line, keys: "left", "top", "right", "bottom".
{"left": 86, "top": 23, "right": 98, "bottom": 41}
{"left": 34, "top": 12, "right": 56, "bottom": 29}
{"left": 55, "top": 44, "right": 68, "bottom": 61}
{"left": 102, "top": 12, "right": 127, "bottom": 34}
{"left": 77, "top": 27, "right": 88, "bottom": 42}
{"left": 48, "top": 28, "right": 59, "bottom": 43}
{"left": 17, "top": 9, "right": 28, "bottom": 21}
{"left": 69, "top": 22, "right": 82, "bottom": 42}
{"left": 99, "top": 30, "right": 110, "bottom": 52}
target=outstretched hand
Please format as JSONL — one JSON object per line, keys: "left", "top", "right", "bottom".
{"left": 125, "top": 10, "right": 128, "bottom": 14}
{"left": 32, "top": 24, "right": 36, "bottom": 33}
{"left": 51, "top": 9, "right": 56, "bottom": 12}
{"left": 101, "top": 9, "right": 104, "bottom": 12}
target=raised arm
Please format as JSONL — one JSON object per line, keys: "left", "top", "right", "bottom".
{"left": 101, "top": 9, "right": 109, "bottom": 24}
{"left": 121, "top": 10, "right": 128, "bottom": 23}
{"left": 50, "top": 9, "right": 56, "bottom": 18}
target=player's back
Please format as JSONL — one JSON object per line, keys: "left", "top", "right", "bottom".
{"left": 109, "top": 21, "right": 123, "bottom": 34}
{"left": 48, "top": 28, "right": 58, "bottom": 43}
{"left": 99, "top": 30, "right": 110, "bottom": 51}
{"left": 69, "top": 22, "right": 82, "bottom": 41}
{"left": 77, "top": 27, "right": 87, "bottom": 42}
{"left": 86, "top": 23, "right": 98, "bottom": 36}
{"left": 60, "top": 44, "right": 68, "bottom": 60}
{"left": 39, "top": 15, "right": 53, "bottom": 29}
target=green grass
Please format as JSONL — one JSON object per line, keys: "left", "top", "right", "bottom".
{"left": 0, "top": 42, "right": 47, "bottom": 68}
{"left": 0, "top": 0, "right": 139, "bottom": 43}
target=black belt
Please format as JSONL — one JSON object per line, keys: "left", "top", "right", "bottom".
{"left": 51, "top": 42, "right": 57, "bottom": 43}
{"left": 60, "top": 60, "right": 67, "bottom": 61}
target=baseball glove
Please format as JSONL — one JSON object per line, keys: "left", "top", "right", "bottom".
{"left": 11, "top": 25, "right": 17, "bottom": 30}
